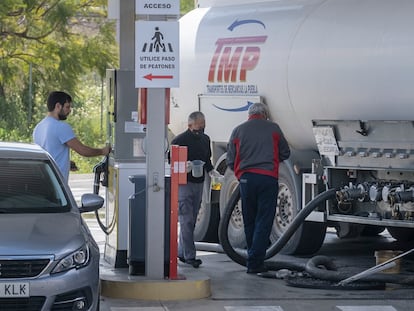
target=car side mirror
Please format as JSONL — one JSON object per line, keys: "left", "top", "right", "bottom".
{"left": 79, "top": 193, "right": 104, "bottom": 213}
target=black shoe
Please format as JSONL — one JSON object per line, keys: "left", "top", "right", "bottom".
{"left": 185, "top": 258, "right": 202, "bottom": 268}
{"left": 246, "top": 265, "right": 268, "bottom": 274}
{"left": 178, "top": 257, "right": 185, "bottom": 263}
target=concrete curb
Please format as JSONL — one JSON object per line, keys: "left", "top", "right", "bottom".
{"left": 100, "top": 266, "right": 211, "bottom": 300}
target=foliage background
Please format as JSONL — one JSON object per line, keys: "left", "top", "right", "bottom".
{"left": 0, "top": 0, "right": 195, "bottom": 173}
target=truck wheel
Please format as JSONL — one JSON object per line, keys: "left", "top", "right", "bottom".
{"left": 270, "top": 163, "right": 326, "bottom": 255}
{"left": 386, "top": 227, "right": 414, "bottom": 242}
{"left": 219, "top": 168, "right": 246, "bottom": 248}
{"left": 194, "top": 180, "right": 220, "bottom": 242}
{"left": 219, "top": 163, "right": 326, "bottom": 255}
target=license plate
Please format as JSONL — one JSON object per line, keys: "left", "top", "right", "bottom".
{"left": 0, "top": 282, "right": 30, "bottom": 297}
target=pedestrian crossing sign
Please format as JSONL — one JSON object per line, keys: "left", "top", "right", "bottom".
{"left": 135, "top": 21, "right": 179, "bottom": 88}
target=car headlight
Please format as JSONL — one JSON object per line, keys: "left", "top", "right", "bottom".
{"left": 51, "top": 244, "right": 90, "bottom": 274}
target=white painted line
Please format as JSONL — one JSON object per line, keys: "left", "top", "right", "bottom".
{"left": 337, "top": 306, "right": 397, "bottom": 311}
{"left": 111, "top": 308, "right": 169, "bottom": 311}
{"left": 225, "top": 307, "right": 284, "bottom": 311}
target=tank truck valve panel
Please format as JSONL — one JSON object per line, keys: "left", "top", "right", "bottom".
{"left": 371, "top": 151, "right": 382, "bottom": 158}
{"left": 398, "top": 153, "right": 409, "bottom": 159}
{"left": 336, "top": 183, "right": 368, "bottom": 203}
{"left": 369, "top": 184, "right": 383, "bottom": 202}
{"left": 388, "top": 188, "right": 414, "bottom": 205}
{"left": 346, "top": 170, "right": 357, "bottom": 179}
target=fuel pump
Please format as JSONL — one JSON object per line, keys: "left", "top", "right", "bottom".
{"left": 104, "top": 69, "right": 147, "bottom": 268}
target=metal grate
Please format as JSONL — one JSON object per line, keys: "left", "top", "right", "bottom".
{"left": 0, "top": 296, "right": 45, "bottom": 311}
{"left": 0, "top": 259, "right": 50, "bottom": 278}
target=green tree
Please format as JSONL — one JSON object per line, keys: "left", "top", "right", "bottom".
{"left": 0, "top": 0, "right": 118, "bottom": 140}
{"left": 181, "top": 0, "right": 195, "bottom": 15}
{"left": 0, "top": 0, "right": 195, "bottom": 172}
{"left": 69, "top": 74, "right": 107, "bottom": 173}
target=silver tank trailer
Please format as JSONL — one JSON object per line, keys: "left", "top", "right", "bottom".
{"left": 169, "top": 0, "right": 414, "bottom": 252}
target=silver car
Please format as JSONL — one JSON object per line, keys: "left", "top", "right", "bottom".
{"left": 0, "top": 142, "right": 103, "bottom": 311}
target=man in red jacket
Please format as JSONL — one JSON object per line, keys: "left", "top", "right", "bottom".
{"left": 227, "top": 102, "right": 290, "bottom": 274}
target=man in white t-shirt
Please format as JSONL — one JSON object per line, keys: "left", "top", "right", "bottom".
{"left": 33, "top": 91, "right": 111, "bottom": 180}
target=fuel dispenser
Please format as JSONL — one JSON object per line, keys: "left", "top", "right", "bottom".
{"left": 103, "top": 69, "right": 147, "bottom": 268}
{"left": 128, "top": 175, "right": 171, "bottom": 276}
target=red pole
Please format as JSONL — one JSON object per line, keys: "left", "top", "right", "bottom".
{"left": 169, "top": 145, "right": 187, "bottom": 280}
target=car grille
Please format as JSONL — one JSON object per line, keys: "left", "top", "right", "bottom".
{"left": 0, "top": 259, "right": 50, "bottom": 278}
{"left": 0, "top": 297, "right": 45, "bottom": 310}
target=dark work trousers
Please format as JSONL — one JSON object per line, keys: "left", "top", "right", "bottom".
{"left": 239, "top": 172, "right": 279, "bottom": 270}
{"left": 178, "top": 182, "right": 204, "bottom": 260}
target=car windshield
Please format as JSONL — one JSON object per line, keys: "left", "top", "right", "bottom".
{"left": 0, "top": 159, "right": 69, "bottom": 213}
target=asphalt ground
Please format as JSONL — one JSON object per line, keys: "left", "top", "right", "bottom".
{"left": 70, "top": 174, "right": 414, "bottom": 311}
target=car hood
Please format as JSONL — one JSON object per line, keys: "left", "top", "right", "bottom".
{"left": 0, "top": 212, "right": 89, "bottom": 258}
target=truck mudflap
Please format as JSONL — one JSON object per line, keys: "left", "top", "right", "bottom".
{"left": 194, "top": 176, "right": 220, "bottom": 242}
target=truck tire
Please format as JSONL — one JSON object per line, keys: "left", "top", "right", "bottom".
{"left": 219, "top": 163, "right": 326, "bottom": 255}
{"left": 272, "top": 164, "right": 327, "bottom": 255}
{"left": 219, "top": 185, "right": 336, "bottom": 267}
{"left": 219, "top": 168, "right": 246, "bottom": 248}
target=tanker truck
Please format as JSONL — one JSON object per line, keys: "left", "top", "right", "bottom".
{"left": 169, "top": 0, "right": 414, "bottom": 255}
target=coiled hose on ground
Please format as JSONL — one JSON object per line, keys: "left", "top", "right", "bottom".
{"left": 218, "top": 186, "right": 414, "bottom": 287}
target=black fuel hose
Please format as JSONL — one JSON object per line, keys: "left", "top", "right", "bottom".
{"left": 93, "top": 156, "right": 116, "bottom": 235}
{"left": 305, "top": 255, "right": 414, "bottom": 285}
{"left": 218, "top": 186, "right": 337, "bottom": 267}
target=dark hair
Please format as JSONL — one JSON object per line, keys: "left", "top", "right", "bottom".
{"left": 47, "top": 91, "right": 72, "bottom": 112}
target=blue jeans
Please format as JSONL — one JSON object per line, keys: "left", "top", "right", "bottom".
{"left": 239, "top": 172, "right": 279, "bottom": 270}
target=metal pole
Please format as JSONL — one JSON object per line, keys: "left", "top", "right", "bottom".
{"left": 145, "top": 88, "right": 166, "bottom": 278}
{"left": 134, "top": 0, "right": 180, "bottom": 278}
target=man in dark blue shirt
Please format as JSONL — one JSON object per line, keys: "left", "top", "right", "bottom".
{"left": 171, "top": 111, "right": 216, "bottom": 268}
